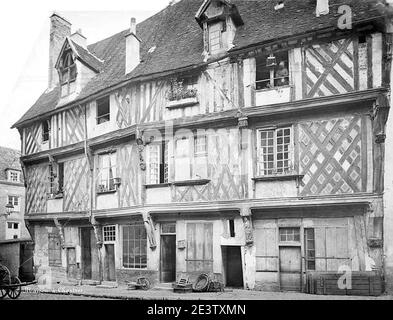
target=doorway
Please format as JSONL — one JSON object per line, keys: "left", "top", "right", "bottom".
{"left": 81, "top": 228, "right": 92, "bottom": 280}
{"left": 222, "top": 246, "right": 243, "bottom": 288}
{"left": 160, "top": 223, "right": 176, "bottom": 283}
{"left": 279, "top": 246, "right": 302, "bottom": 291}
{"left": 104, "top": 244, "right": 116, "bottom": 281}
{"left": 66, "top": 247, "right": 78, "bottom": 279}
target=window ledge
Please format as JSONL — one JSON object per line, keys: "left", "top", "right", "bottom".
{"left": 252, "top": 174, "right": 304, "bottom": 182}
{"left": 255, "top": 84, "right": 293, "bottom": 93}
{"left": 47, "top": 193, "right": 64, "bottom": 200}
{"left": 172, "top": 179, "right": 210, "bottom": 187}
{"left": 144, "top": 183, "right": 171, "bottom": 189}
{"left": 166, "top": 97, "right": 198, "bottom": 109}
{"left": 97, "top": 189, "right": 117, "bottom": 195}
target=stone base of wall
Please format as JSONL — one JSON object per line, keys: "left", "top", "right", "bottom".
{"left": 254, "top": 282, "right": 280, "bottom": 292}
{"left": 116, "top": 269, "right": 159, "bottom": 286}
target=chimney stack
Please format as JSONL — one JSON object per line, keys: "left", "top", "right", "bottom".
{"left": 70, "top": 28, "right": 87, "bottom": 48}
{"left": 48, "top": 13, "right": 71, "bottom": 89}
{"left": 125, "top": 17, "right": 140, "bottom": 74}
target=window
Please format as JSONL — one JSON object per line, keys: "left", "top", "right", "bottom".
{"left": 175, "top": 136, "right": 191, "bottom": 181}
{"left": 42, "top": 120, "right": 50, "bottom": 142}
{"left": 59, "top": 49, "right": 77, "bottom": 97}
{"left": 48, "top": 233, "right": 62, "bottom": 266}
{"left": 122, "top": 223, "right": 147, "bottom": 269}
{"left": 6, "top": 222, "right": 20, "bottom": 239}
{"left": 7, "top": 170, "right": 20, "bottom": 183}
{"left": 257, "top": 127, "right": 292, "bottom": 176}
{"left": 208, "top": 22, "right": 224, "bottom": 54}
{"left": 304, "top": 228, "right": 316, "bottom": 270}
{"left": 96, "top": 96, "right": 110, "bottom": 124}
{"left": 256, "top": 51, "right": 289, "bottom": 90}
{"left": 229, "top": 219, "right": 235, "bottom": 238}
{"left": 194, "top": 135, "right": 207, "bottom": 157}
{"left": 279, "top": 227, "right": 300, "bottom": 242}
{"left": 161, "top": 223, "right": 176, "bottom": 235}
{"left": 97, "top": 153, "right": 117, "bottom": 193}
{"left": 7, "top": 196, "right": 19, "bottom": 212}
{"left": 146, "top": 141, "right": 169, "bottom": 185}
{"left": 103, "top": 225, "right": 116, "bottom": 242}
{"left": 58, "top": 162, "right": 64, "bottom": 193}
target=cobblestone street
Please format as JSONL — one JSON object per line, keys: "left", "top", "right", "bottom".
{"left": 14, "top": 284, "right": 393, "bottom": 300}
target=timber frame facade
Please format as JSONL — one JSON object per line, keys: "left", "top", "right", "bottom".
{"left": 13, "top": 0, "right": 393, "bottom": 292}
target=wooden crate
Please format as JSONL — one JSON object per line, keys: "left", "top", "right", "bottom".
{"left": 306, "top": 272, "right": 383, "bottom": 296}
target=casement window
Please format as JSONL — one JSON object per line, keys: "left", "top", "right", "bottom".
{"left": 48, "top": 233, "right": 62, "bottom": 266}
{"left": 304, "top": 228, "right": 316, "bottom": 271}
{"left": 48, "top": 162, "right": 63, "bottom": 195}
{"left": 175, "top": 134, "right": 208, "bottom": 181}
{"left": 256, "top": 51, "right": 289, "bottom": 90}
{"left": 97, "top": 152, "right": 117, "bottom": 193}
{"left": 7, "top": 196, "right": 19, "bottom": 212}
{"left": 42, "top": 120, "right": 50, "bottom": 142}
{"left": 122, "top": 223, "right": 147, "bottom": 269}
{"left": 7, "top": 170, "right": 20, "bottom": 183}
{"left": 59, "top": 50, "right": 77, "bottom": 97}
{"left": 103, "top": 225, "right": 116, "bottom": 243}
{"left": 279, "top": 227, "right": 300, "bottom": 242}
{"left": 186, "top": 222, "right": 213, "bottom": 272}
{"left": 208, "top": 22, "right": 224, "bottom": 54}
{"left": 146, "top": 141, "right": 168, "bottom": 185}
{"left": 257, "top": 127, "right": 293, "bottom": 176}
{"left": 96, "top": 96, "right": 110, "bottom": 124}
{"left": 6, "top": 222, "right": 20, "bottom": 239}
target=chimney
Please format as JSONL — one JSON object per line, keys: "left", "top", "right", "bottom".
{"left": 70, "top": 29, "right": 87, "bottom": 48}
{"left": 125, "top": 17, "right": 140, "bottom": 74}
{"left": 48, "top": 13, "right": 71, "bottom": 89}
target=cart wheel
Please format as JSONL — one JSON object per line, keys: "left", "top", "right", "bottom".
{"left": 0, "top": 288, "right": 8, "bottom": 299}
{"left": 7, "top": 276, "right": 21, "bottom": 300}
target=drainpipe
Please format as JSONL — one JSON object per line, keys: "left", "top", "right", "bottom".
{"left": 82, "top": 104, "right": 103, "bottom": 283}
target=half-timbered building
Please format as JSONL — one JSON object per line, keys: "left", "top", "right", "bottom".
{"left": 12, "top": 0, "right": 393, "bottom": 292}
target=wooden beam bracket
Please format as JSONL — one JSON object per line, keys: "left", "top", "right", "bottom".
{"left": 142, "top": 210, "right": 157, "bottom": 249}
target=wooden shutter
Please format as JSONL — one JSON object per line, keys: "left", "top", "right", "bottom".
{"left": 255, "top": 225, "right": 278, "bottom": 272}
{"left": 186, "top": 223, "right": 213, "bottom": 272}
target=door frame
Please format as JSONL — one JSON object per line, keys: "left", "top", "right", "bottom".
{"left": 160, "top": 222, "right": 177, "bottom": 283}
{"left": 221, "top": 245, "right": 244, "bottom": 288}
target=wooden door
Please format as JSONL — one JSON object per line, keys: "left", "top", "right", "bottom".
{"left": 104, "top": 244, "right": 116, "bottom": 281}
{"left": 160, "top": 235, "right": 176, "bottom": 282}
{"left": 81, "top": 228, "right": 92, "bottom": 279}
{"left": 186, "top": 223, "right": 213, "bottom": 272}
{"left": 279, "top": 246, "right": 302, "bottom": 291}
{"left": 67, "top": 248, "right": 78, "bottom": 279}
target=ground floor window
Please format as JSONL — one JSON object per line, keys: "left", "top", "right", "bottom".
{"left": 186, "top": 222, "right": 213, "bottom": 272}
{"left": 304, "top": 228, "right": 316, "bottom": 270}
{"left": 122, "top": 223, "right": 147, "bottom": 269}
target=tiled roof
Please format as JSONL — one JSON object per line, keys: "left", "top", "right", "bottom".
{"left": 0, "top": 146, "right": 22, "bottom": 181}
{"left": 13, "top": 0, "right": 381, "bottom": 128}
{"left": 71, "top": 40, "right": 104, "bottom": 72}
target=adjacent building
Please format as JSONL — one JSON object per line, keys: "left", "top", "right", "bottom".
{"left": 12, "top": 0, "right": 393, "bottom": 292}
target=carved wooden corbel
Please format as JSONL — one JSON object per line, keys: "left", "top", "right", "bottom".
{"left": 53, "top": 218, "right": 65, "bottom": 249}
{"left": 240, "top": 206, "right": 254, "bottom": 246}
{"left": 136, "top": 128, "right": 154, "bottom": 171}
{"left": 90, "top": 218, "right": 103, "bottom": 248}
{"left": 142, "top": 210, "right": 157, "bottom": 249}
{"left": 371, "top": 94, "right": 390, "bottom": 144}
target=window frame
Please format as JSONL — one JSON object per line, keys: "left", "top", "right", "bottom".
{"left": 121, "top": 223, "right": 147, "bottom": 270}
{"left": 255, "top": 51, "right": 290, "bottom": 90}
{"left": 7, "top": 195, "right": 20, "bottom": 212}
{"left": 279, "top": 227, "right": 301, "bottom": 243}
{"left": 304, "top": 228, "right": 316, "bottom": 271}
{"left": 146, "top": 141, "right": 169, "bottom": 185}
{"left": 208, "top": 22, "right": 224, "bottom": 54}
{"left": 96, "top": 152, "right": 117, "bottom": 193}
{"left": 42, "top": 119, "right": 50, "bottom": 143}
{"left": 96, "top": 96, "right": 111, "bottom": 125}
{"left": 256, "top": 126, "right": 294, "bottom": 177}
{"left": 103, "top": 225, "right": 117, "bottom": 244}
{"left": 7, "top": 170, "right": 20, "bottom": 183}
{"left": 59, "top": 50, "right": 77, "bottom": 97}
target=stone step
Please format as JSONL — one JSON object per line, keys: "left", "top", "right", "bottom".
{"left": 153, "top": 282, "right": 175, "bottom": 291}
{"left": 96, "top": 281, "right": 118, "bottom": 288}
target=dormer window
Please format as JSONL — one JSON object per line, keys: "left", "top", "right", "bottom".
{"left": 96, "top": 96, "right": 110, "bottom": 124}
{"left": 59, "top": 49, "right": 77, "bottom": 97}
{"left": 208, "top": 22, "right": 224, "bottom": 54}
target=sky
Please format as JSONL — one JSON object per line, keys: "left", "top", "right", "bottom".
{"left": 0, "top": 0, "right": 170, "bottom": 151}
